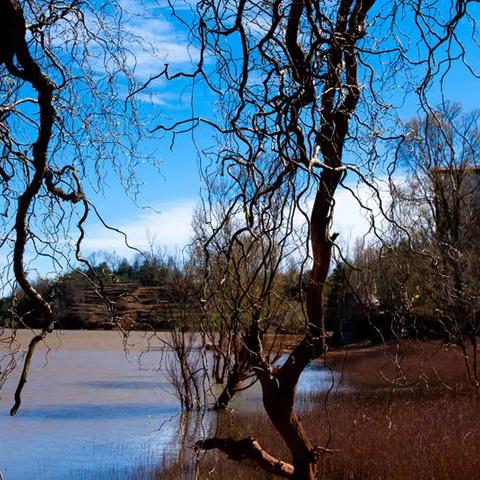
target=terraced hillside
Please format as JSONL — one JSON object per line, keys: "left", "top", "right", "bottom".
{"left": 57, "top": 278, "right": 200, "bottom": 330}
{"left": 1, "top": 275, "right": 200, "bottom": 331}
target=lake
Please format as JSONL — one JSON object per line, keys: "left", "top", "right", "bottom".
{"left": 0, "top": 330, "right": 339, "bottom": 479}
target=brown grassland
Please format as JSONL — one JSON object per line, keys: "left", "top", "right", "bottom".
{"left": 150, "top": 341, "right": 480, "bottom": 479}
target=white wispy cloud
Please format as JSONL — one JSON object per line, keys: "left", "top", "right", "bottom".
{"left": 80, "top": 177, "right": 396, "bottom": 259}
{"left": 332, "top": 180, "right": 391, "bottom": 242}
{"left": 135, "top": 91, "right": 168, "bottom": 106}
{"left": 291, "top": 176, "right": 396, "bottom": 252}
{"left": 121, "top": 1, "right": 200, "bottom": 80}
{"left": 57, "top": 0, "right": 200, "bottom": 86}
{"left": 82, "top": 201, "right": 196, "bottom": 256}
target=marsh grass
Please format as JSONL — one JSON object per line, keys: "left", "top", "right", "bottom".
{"left": 151, "top": 341, "right": 480, "bottom": 479}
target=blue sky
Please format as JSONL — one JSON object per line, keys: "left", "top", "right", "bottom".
{"left": 77, "top": 0, "right": 480, "bottom": 263}
{"left": 8, "top": 0, "right": 478, "bottom": 277}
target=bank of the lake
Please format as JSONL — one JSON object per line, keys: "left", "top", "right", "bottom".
{"left": 156, "top": 342, "right": 480, "bottom": 479}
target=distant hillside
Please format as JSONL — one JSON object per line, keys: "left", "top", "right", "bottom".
{"left": 0, "top": 256, "right": 201, "bottom": 331}
{"left": 0, "top": 252, "right": 304, "bottom": 332}
{"left": 55, "top": 280, "right": 199, "bottom": 330}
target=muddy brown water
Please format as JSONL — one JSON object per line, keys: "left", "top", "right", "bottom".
{"left": 0, "top": 330, "right": 338, "bottom": 479}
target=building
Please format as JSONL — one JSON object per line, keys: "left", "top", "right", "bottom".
{"left": 431, "top": 165, "right": 480, "bottom": 252}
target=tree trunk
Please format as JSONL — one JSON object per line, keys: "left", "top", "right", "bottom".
{"left": 261, "top": 376, "right": 317, "bottom": 479}
{"left": 214, "top": 365, "right": 244, "bottom": 409}
{"left": 195, "top": 0, "right": 374, "bottom": 475}
{"left": 214, "top": 342, "right": 253, "bottom": 408}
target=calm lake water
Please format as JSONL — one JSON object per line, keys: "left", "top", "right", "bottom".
{"left": 0, "top": 330, "right": 338, "bottom": 480}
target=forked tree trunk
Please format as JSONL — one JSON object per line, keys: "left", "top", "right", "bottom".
{"left": 214, "top": 362, "right": 245, "bottom": 409}
{"left": 256, "top": 173, "right": 340, "bottom": 479}
{"left": 260, "top": 375, "right": 317, "bottom": 479}
{"left": 214, "top": 339, "right": 252, "bottom": 409}
{"left": 196, "top": 0, "right": 374, "bottom": 477}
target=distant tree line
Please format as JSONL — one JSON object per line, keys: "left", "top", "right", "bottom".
{"left": 325, "top": 106, "right": 480, "bottom": 385}
{"left": 0, "top": 251, "right": 197, "bottom": 330}
{"left": 0, "top": 248, "right": 305, "bottom": 333}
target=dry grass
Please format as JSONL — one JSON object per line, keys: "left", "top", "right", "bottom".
{"left": 151, "top": 342, "right": 480, "bottom": 479}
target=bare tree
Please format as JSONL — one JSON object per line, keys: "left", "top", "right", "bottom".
{"left": 153, "top": 251, "right": 207, "bottom": 410}
{"left": 380, "top": 105, "right": 480, "bottom": 384}
{"left": 192, "top": 198, "right": 302, "bottom": 409}
{"left": 341, "top": 105, "right": 480, "bottom": 387}
{"left": 146, "top": 0, "right": 480, "bottom": 478}
{"left": 0, "top": 0, "right": 149, "bottom": 414}
{"left": 1, "top": 0, "right": 478, "bottom": 477}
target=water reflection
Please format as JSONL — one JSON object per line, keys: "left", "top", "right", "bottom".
{"left": 0, "top": 330, "right": 343, "bottom": 479}
{"left": 16, "top": 403, "right": 178, "bottom": 420}
{"left": 74, "top": 380, "right": 169, "bottom": 390}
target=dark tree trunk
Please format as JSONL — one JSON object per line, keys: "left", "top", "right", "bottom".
{"left": 214, "top": 340, "right": 252, "bottom": 409}
{"left": 214, "top": 365, "right": 244, "bottom": 409}
{"left": 196, "top": 0, "right": 375, "bottom": 477}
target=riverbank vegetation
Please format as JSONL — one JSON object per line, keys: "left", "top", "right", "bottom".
{"left": 151, "top": 342, "right": 480, "bottom": 479}
{"left": 1, "top": 0, "right": 480, "bottom": 479}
